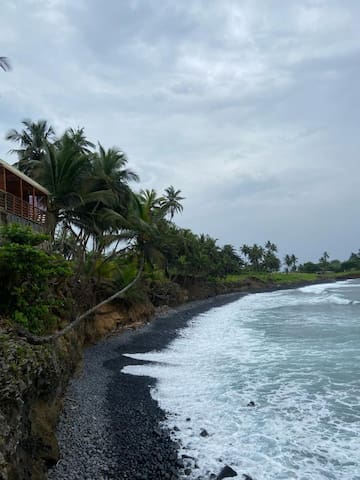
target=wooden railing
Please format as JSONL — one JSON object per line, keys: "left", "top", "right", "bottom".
{"left": 0, "top": 189, "right": 47, "bottom": 226}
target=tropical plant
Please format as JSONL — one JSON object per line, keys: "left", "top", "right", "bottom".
{"left": 0, "top": 57, "right": 10, "bottom": 71}
{"left": 290, "top": 254, "right": 298, "bottom": 271}
{"left": 161, "top": 185, "right": 185, "bottom": 221}
{"left": 0, "top": 225, "right": 72, "bottom": 334}
{"left": 319, "top": 251, "right": 330, "bottom": 269}
{"left": 284, "top": 253, "right": 298, "bottom": 273}
{"left": 284, "top": 254, "right": 292, "bottom": 273}
{"left": 33, "top": 136, "right": 91, "bottom": 239}
{"left": 6, "top": 119, "right": 56, "bottom": 175}
{"left": 60, "top": 127, "right": 95, "bottom": 155}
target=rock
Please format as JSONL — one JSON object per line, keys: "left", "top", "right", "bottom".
{"left": 200, "top": 428, "right": 209, "bottom": 437}
{"left": 184, "top": 467, "right": 192, "bottom": 475}
{"left": 242, "top": 475, "right": 254, "bottom": 480}
{"left": 173, "top": 426, "right": 180, "bottom": 431}
{"left": 247, "top": 401, "right": 255, "bottom": 407}
{"left": 186, "top": 417, "right": 191, "bottom": 422}
{"left": 216, "top": 465, "right": 238, "bottom": 479}
{"left": 182, "top": 454, "right": 195, "bottom": 460}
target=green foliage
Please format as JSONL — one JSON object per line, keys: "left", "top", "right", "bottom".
{"left": 0, "top": 223, "right": 48, "bottom": 246}
{"left": 0, "top": 226, "right": 72, "bottom": 334}
{"left": 241, "top": 241, "right": 281, "bottom": 272}
{"left": 223, "top": 272, "right": 318, "bottom": 284}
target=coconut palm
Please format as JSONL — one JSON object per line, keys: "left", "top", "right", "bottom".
{"left": 138, "top": 189, "right": 165, "bottom": 222}
{"left": 319, "top": 251, "right": 330, "bottom": 269}
{"left": 0, "top": 57, "right": 10, "bottom": 71}
{"left": 6, "top": 119, "right": 56, "bottom": 175}
{"left": 161, "top": 185, "right": 185, "bottom": 221}
{"left": 290, "top": 254, "right": 298, "bottom": 271}
{"left": 284, "top": 254, "right": 292, "bottom": 273}
{"left": 244, "top": 244, "right": 264, "bottom": 271}
{"left": 91, "top": 144, "right": 139, "bottom": 204}
{"left": 29, "top": 133, "right": 102, "bottom": 242}
{"left": 69, "top": 144, "right": 139, "bottom": 263}
{"left": 59, "top": 127, "right": 95, "bottom": 155}
{"left": 265, "top": 240, "right": 278, "bottom": 253}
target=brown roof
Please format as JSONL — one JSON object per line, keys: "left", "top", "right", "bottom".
{"left": 0, "top": 159, "right": 49, "bottom": 195}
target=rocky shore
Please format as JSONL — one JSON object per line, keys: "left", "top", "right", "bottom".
{"left": 48, "top": 293, "right": 244, "bottom": 480}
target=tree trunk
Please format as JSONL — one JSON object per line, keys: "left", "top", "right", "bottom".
{"left": 14, "top": 256, "right": 145, "bottom": 345}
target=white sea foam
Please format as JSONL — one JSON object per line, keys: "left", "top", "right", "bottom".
{"left": 298, "top": 282, "right": 338, "bottom": 294}
{"left": 122, "top": 280, "right": 360, "bottom": 480}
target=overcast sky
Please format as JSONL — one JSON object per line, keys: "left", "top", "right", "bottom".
{"left": 1, "top": 0, "right": 359, "bottom": 262}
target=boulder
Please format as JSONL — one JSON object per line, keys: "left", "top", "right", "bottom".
{"left": 216, "top": 465, "right": 238, "bottom": 479}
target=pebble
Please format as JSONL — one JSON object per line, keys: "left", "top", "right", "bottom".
{"left": 48, "top": 295, "right": 244, "bottom": 480}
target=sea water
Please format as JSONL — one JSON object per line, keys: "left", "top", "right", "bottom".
{"left": 122, "top": 280, "right": 360, "bottom": 479}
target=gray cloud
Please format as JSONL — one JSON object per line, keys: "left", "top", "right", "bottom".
{"left": 1, "top": 0, "right": 359, "bottom": 262}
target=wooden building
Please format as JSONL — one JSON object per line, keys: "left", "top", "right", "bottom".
{"left": 0, "top": 160, "right": 49, "bottom": 232}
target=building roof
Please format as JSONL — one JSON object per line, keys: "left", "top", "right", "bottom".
{"left": 0, "top": 159, "right": 50, "bottom": 195}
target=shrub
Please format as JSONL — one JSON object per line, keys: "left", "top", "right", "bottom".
{"left": 0, "top": 225, "right": 72, "bottom": 334}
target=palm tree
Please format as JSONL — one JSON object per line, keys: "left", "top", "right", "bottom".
{"left": 139, "top": 189, "right": 165, "bottom": 222}
{"left": 33, "top": 136, "right": 91, "bottom": 239}
{"left": 59, "top": 127, "right": 95, "bottom": 155}
{"left": 290, "top": 254, "right": 298, "bottom": 272}
{"left": 265, "top": 240, "right": 278, "bottom": 253}
{"left": 319, "top": 251, "right": 330, "bottom": 269}
{"left": 161, "top": 185, "right": 185, "bottom": 221}
{"left": 248, "top": 244, "right": 264, "bottom": 271}
{"left": 284, "top": 254, "right": 292, "bottom": 273}
{"left": 6, "top": 119, "right": 56, "bottom": 175}
{"left": 91, "top": 144, "right": 138, "bottom": 199}
{"left": 69, "top": 144, "right": 139, "bottom": 268}
{"left": 0, "top": 57, "right": 10, "bottom": 71}
{"left": 241, "top": 244, "right": 251, "bottom": 267}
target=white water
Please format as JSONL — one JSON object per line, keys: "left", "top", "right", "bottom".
{"left": 122, "top": 280, "right": 360, "bottom": 479}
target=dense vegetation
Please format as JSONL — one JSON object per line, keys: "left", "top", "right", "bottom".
{"left": 1, "top": 119, "right": 359, "bottom": 335}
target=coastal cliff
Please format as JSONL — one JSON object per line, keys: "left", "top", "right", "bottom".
{"left": 0, "top": 275, "right": 342, "bottom": 479}
{"left": 0, "top": 298, "right": 154, "bottom": 480}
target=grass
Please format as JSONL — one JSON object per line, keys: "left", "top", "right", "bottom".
{"left": 222, "top": 272, "right": 322, "bottom": 284}
{"left": 220, "top": 270, "right": 360, "bottom": 285}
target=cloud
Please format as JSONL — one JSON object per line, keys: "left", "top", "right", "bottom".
{"left": 0, "top": 0, "right": 359, "bottom": 262}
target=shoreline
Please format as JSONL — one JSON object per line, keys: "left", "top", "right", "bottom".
{"left": 48, "top": 293, "right": 246, "bottom": 480}
{"left": 47, "top": 279, "right": 349, "bottom": 480}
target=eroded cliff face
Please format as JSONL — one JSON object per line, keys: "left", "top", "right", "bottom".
{"left": 0, "top": 329, "right": 80, "bottom": 479}
{"left": 0, "top": 298, "right": 155, "bottom": 480}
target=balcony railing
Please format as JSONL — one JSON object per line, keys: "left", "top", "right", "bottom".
{"left": 0, "top": 189, "right": 47, "bottom": 227}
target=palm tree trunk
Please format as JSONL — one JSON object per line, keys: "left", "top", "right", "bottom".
{"left": 13, "top": 255, "right": 145, "bottom": 345}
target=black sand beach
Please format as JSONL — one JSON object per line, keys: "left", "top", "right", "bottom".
{"left": 48, "top": 293, "right": 244, "bottom": 480}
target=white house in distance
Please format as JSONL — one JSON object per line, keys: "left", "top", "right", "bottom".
{"left": 0, "top": 160, "right": 49, "bottom": 232}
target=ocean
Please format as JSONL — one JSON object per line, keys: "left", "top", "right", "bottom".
{"left": 122, "top": 280, "right": 360, "bottom": 479}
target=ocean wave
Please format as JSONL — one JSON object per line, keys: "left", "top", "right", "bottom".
{"left": 122, "top": 280, "right": 360, "bottom": 479}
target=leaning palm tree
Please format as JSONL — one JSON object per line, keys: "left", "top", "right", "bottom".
{"left": 16, "top": 192, "right": 161, "bottom": 345}
{"left": 161, "top": 185, "right": 185, "bottom": 221}
{"left": 6, "top": 119, "right": 56, "bottom": 175}
{"left": 0, "top": 57, "right": 11, "bottom": 71}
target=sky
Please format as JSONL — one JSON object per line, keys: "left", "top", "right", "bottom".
{"left": 1, "top": 0, "right": 360, "bottom": 263}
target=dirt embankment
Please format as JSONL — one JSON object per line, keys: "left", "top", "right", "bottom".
{"left": 0, "top": 298, "right": 155, "bottom": 480}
